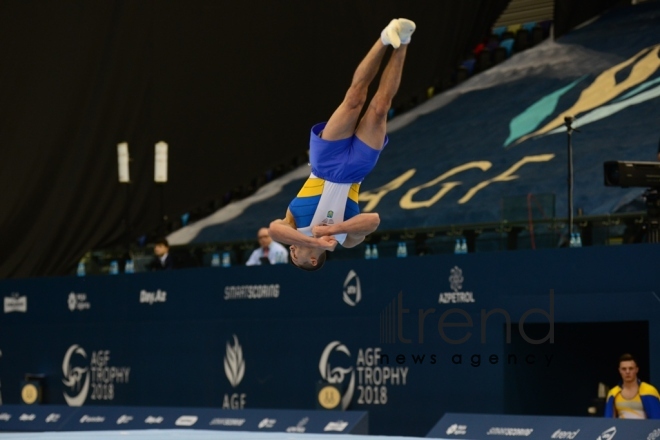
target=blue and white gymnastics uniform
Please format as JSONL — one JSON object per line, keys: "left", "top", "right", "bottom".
{"left": 288, "top": 122, "right": 387, "bottom": 244}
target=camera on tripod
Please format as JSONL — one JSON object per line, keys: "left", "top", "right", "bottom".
{"left": 604, "top": 161, "right": 660, "bottom": 243}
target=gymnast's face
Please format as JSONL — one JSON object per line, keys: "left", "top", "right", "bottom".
{"left": 289, "top": 245, "right": 321, "bottom": 268}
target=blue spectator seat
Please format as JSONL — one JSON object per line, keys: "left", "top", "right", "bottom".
{"left": 499, "top": 38, "right": 515, "bottom": 56}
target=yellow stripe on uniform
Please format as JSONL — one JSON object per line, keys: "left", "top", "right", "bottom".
{"left": 296, "top": 178, "right": 325, "bottom": 198}
{"left": 348, "top": 183, "right": 360, "bottom": 203}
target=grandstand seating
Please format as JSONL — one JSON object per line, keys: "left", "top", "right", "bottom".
{"left": 88, "top": 2, "right": 660, "bottom": 274}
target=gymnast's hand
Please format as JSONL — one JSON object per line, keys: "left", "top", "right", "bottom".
{"left": 317, "top": 235, "right": 338, "bottom": 251}
{"left": 312, "top": 224, "right": 334, "bottom": 238}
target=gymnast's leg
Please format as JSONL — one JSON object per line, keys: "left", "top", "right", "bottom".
{"left": 355, "top": 19, "right": 415, "bottom": 150}
{"left": 321, "top": 18, "right": 416, "bottom": 142}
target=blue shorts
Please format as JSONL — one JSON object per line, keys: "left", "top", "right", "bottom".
{"left": 309, "top": 122, "right": 388, "bottom": 183}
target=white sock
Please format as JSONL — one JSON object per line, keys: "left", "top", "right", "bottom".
{"left": 397, "top": 18, "right": 416, "bottom": 45}
{"left": 381, "top": 19, "right": 401, "bottom": 48}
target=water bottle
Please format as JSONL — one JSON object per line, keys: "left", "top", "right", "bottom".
{"left": 397, "top": 242, "right": 408, "bottom": 258}
{"left": 211, "top": 253, "right": 220, "bottom": 267}
{"left": 575, "top": 232, "right": 582, "bottom": 248}
{"left": 76, "top": 261, "right": 86, "bottom": 277}
{"left": 569, "top": 233, "right": 577, "bottom": 248}
{"left": 460, "top": 238, "right": 468, "bottom": 254}
{"left": 222, "top": 252, "right": 231, "bottom": 268}
{"left": 364, "top": 244, "right": 372, "bottom": 260}
{"left": 109, "top": 260, "right": 119, "bottom": 275}
{"left": 371, "top": 244, "right": 379, "bottom": 259}
{"left": 124, "top": 260, "right": 134, "bottom": 274}
{"left": 454, "top": 239, "right": 461, "bottom": 254}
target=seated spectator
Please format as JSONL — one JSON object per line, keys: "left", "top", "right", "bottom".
{"left": 147, "top": 238, "right": 175, "bottom": 271}
{"left": 245, "top": 227, "right": 288, "bottom": 266}
{"left": 605, "top": 353, "right": 660, "bottom": 419}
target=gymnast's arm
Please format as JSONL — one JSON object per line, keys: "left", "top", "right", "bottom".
{"left": 269, "top": 212, "right": 336, "bottom": 250}
{"left": 312, "top": 213, "right": 381, "bottom": 248}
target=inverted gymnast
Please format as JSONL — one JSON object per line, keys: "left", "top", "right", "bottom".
{"left": 269, "top": 18, "right": 416, "bottom": 271}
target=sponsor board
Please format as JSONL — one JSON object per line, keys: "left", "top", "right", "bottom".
{"left": 144, "top": 416, "right": 164, "bottom": 425}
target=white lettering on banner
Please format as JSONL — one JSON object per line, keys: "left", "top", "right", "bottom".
{"left": 324, "top": 420, "right": 349, "bottom": 432}
{"left": 79, "top": 415, "right": 105, "bottom": 423}
{"left": 4, "top": 294, "right": 27, "bottom": 313}
{"left": 116, "top": 415, "right": 133, "bottom": 425}
{"left": 224, "top": 285, "right": 280, "bottom": 300}
{"left": 597, "top": 427, "right": 617, "bottom": 440}
{"left": 209, "top": 418, "right": 246, "bottom": 426}
{"left": 62, "top": 345, "right": 131, "bottom": 406}
{"left": 286, "top": 417, "right": 309, "bottom": 433}
{"left": 439, "top": 267, "right": 475, "bottom": 304}
{"left": 486, "top": 427, "right": 534, "bottom": 436}
{"left": 45, "top": 414, "right": 61, "bottom": 423}
{"left": 320, "top": 342, "right": 409, "bottom": 409}
{"left": 0, "top": 413, "right": 11, "bottom": 422}
{"left": 223, "top": 334, "right": 247, "bottom": 409}
{"left": 144, "top": 416, "right": 163, "bottom": 424}
{"left": 551, "top": 429, "right": 580, "bottom": 439}
{"left": 438, "top": 292, "right": 476, "bottom": 304}
{"left": 446, "top": 423, "right": 467, "bottom": 435}
{"left": 222, "top": 393, "right": 246, "bottom": 409}
{"left": 139, "top": 289, "right": 167, "bottom": 305}
{"left": 19, "top": 414, "right": 36, "bottom": 422}
{"left": 647, "top": 428, "right": 660, "bottom": 440}
{"left": 68, "top": 293, "right": 91, "bottom": 312}
{"left": 175, "top": 416, "right": 198, "bottom": 427}
{"left": 258, "top": 418, "right": 276, "bottom": 429}
{"left": 343, "top": 270, "right": 361, "bottom": 306}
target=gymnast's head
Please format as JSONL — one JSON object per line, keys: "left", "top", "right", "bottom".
{"left": 289, "top": 245, "right": 327, "bottom": 271}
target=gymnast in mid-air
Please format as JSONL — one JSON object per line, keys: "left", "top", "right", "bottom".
{"left": 269, "top": 18, "right": 416, "bottom": 271}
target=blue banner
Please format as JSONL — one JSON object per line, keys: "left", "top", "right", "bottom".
{"left": 1, "top": 244, "right": 660, "bottom": 436}
{"left": 0, "top": 405, "right": 367, "bottom": 434}
{"left": 427, "top": 412, "right": 660, "bottom": 439}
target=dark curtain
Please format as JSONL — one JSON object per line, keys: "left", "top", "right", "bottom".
{"left": 0, "top": 0, "right": 510, "bottom": 278}
{"left": 554, "top": 0, "right": 631, "bottom": 39}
